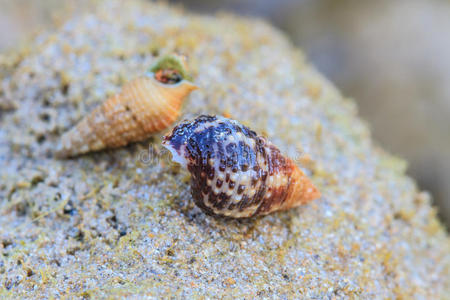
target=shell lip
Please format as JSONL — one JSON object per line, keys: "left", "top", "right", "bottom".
{"left": 162, "top": 135, "right": 188, "bottom": 167}
{"left": 162, "top": 115, "right": 210, "bottom": 167}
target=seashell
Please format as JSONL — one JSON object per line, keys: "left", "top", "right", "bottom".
{"left": 56, "top": 54, "right": 198, "bottom": 158}
{"left": 162, "top": 115, "right": 321, "bottom": 218}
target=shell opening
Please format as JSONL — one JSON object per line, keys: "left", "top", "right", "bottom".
{"left": 145, "top": 72, "right": 198, "bottom": 92}
{"left": 154, "top": 68, "right": 183, "bottom": 84}
{"left": 162, "top": 141, "right": 188, "bottom": 167}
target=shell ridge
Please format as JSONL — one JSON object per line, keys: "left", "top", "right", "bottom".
{"left": 234, "top": 127, "right": 256, "bottom": 213}
{"left": 74, "top": 115, "right": 98, "bottom": 154}
{"left": 123, "top": 79, "right": 149, "bottom": 138}
{"left": 279, "top": 164, "right": 295, "bottom": 211}
{"left": 154, "top": 84, "right": 181, "bottom": 130}
{"left": 149, "top": 79, "right": 179, "bottom": 131}
{"left": 131, "top": 78, "right": 155, "bottom": 132}
{"left": 148, "top": 79, "right": 171, "bottom": 131}
{"left": 228, "top": 125, "right": 244, "bottom": 211}
{"left": 132, "top": 78, "right": 159, "bottom": 133}
{"left": 101, "top": 94, "right": 128, "bottom": 148}
{"left": 84, "top": 106, "right": 108, "bottom": 150}
{"left": 215, "top": 122, "right": 235, "bottom": 204}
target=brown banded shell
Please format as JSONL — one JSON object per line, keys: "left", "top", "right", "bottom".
{"left": 55, "top": 55, "right": 198, "bottom": 158}
{"left": 162, "top": 115, "right": 321, "bottom": 218}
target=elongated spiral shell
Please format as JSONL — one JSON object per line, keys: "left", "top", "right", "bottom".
{"left": 162, "top": 115, "right": 321, "bottom": 218}
{"left": 56, "top": 55, "right": 198, "bottom": 158}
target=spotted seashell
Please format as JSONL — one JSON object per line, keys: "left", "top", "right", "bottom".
{"left": 162, "top": 115, "right": 321, "bottom": 218}
{"left": 55, "top": 55, "right": 198, "bottom": 157}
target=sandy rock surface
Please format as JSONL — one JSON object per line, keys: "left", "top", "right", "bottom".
{"left": 0, "top": 1, "right": 449, "bottom": 298}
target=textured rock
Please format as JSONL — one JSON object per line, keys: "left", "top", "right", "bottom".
{"left": 0, "top": 1, "right": 449, "bottom": 298}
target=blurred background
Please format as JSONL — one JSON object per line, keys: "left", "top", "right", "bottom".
{"left": 1, "top": 0, "right": 449, "bottom": 227}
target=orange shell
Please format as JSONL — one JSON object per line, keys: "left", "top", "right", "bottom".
{"left": 56, "top": 75, "right": 198, "bottom": 157}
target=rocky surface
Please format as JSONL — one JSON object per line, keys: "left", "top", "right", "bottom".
{"left": 0, "top": 1, "right": 449, "bottom": 298}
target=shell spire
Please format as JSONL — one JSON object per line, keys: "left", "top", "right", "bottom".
{"left": 162, "top": 115, "right": 321, "bottom": 218}
{"left": 56, "top": 54, "right": 198, "bottom": 158}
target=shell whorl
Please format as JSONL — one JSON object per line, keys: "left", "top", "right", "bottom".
{"left": 162, "top": 115, "right": 321, "bottom": 218}
{"left": 56, "top": 55, "right": 197, "bottom": 158}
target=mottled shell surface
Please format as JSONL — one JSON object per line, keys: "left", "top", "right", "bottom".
{"left": 162, "top": 115, "right": 321, "bottom": 218}
{"left": 56, "top": 74, "right": 197, "bottom": 157}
